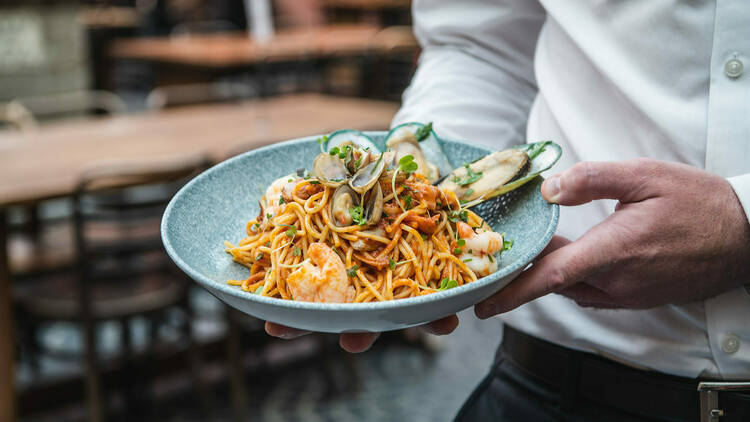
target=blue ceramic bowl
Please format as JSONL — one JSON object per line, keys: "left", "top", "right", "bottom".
{"left": 161, "top": 132, "right": 559, "bottom": 333}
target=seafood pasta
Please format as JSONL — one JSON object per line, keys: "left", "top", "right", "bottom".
{"left": 224, "top": 125, "right": 534, "bottom": 303}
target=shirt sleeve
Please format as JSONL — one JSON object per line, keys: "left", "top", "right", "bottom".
{"left": 728, "top": 173, "right": 750, "bottom": 224}
{"left": 393, "top": 0, "right": 547, "bottom": 150}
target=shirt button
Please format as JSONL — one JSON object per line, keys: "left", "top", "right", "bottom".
{"left": 725, "top": 58, "right": 744, "bottom": 79}
{"left": 721, "top": 334, "right": 741, "bottom": 354}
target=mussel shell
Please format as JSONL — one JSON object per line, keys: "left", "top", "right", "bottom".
{"left": 385, "top": 122, "right": 453, "bottom": 181}
{"left": 330, "top": 184, "right": 359, "bottom": 227}
{"left": 439, "top": 149, "right": 530, "bottom": 202}
{"left": 326, "top": 129, "right": 380, "bottom": 154}
{"left": 362, "top": 182, "right": 383, "bottom": 226}
{"left": 312, "top": 153, "right": 349, "bottom": 188}
{"left": 349, "top": 152, "right": 387, "bottom": 194}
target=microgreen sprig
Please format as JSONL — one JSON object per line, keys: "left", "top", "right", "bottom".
{"left": 392, "top": 154, "right": 418, "bottom": 212}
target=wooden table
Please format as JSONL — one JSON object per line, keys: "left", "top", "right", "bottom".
{"left": 110, "top": 24, "right": 416, "bottom": 68}
{"left": 0, "top": 94, "right": 398, "bottom": 421}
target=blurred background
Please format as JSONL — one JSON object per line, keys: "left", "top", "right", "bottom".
{"left": 0, "top": 1, "right": 502, "bottom": 421}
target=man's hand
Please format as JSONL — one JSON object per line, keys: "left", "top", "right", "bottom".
{"left": 476, "top": 158, "right": 750, "bottom": 317}
{"left": 265, "top": 315, "right": 459, "bottom": 353}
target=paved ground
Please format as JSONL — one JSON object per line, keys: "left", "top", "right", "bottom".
{"left": 237, "top": 309, "right": 503, "bottom": 422}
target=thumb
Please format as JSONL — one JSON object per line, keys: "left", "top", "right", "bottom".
{"left": 541, "top": 160, "right": 656, "bottom": 206}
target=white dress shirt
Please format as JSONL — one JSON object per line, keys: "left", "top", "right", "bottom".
{"left": 394, "top": 0, "right": 750, "bottom": 379}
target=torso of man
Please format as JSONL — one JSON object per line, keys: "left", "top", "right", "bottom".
{"left": 394, "top": 0, "right": 750, "bottom": 379}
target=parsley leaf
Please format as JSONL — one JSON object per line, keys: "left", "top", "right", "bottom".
{"left": 452, "top": 163, "right": 483, "bottom": 186}
{"left": 316, "top": 135, "right": 328, "bottom": 153}
{"left": 448, "top": 209, "right": 468, "bottom": 223}
{"left": 437, "top": 278, "right": 458, "bottom": 291}
{"left": 278, "top": 197, "right": 285, "bottom": 205}
{"left": 285, "top": 226, "right": 297, "bottom": 238}
{"left": 403, "top": 194, "right": 413, "bottom": 210}
{"left": 388, "top": 257, "right": 396, "bottom": 270}
{"left": 503, "top": 238, "right": 514, "bottom": 252}
{"left": 266, "top": 213, "right": 273, "bottom": 220}
{"left": 398, "top": 154, "right": 418, "bottom": 175}
{"left": 453, "top": 247, "right": 462, "bottom": 255}
{"left": 415, "top": 122, "right": 433, "bottom": 142}
{"left": 308, "top": 180, "right": 321, "bottom": 185}
{"left": 329, "top": 146, "right": 340, "bottom": 156}
{"left": 347, "top": 265, "right": 359, "bottom": 278}
{"left": 349, "top": 206, "right": 366, "bottom": 226}
{"left": 293, "top": 246, "right": 301, "bottom": 256}
{"left": 457, "top": 239, "right": 466, "bottom": 247}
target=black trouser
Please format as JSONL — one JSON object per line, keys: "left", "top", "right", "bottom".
{"left": 455, "top": 327, "right": 750, "bottom": 422}
{"left": 454, "top": 350, "right": 659, "bottom": 422}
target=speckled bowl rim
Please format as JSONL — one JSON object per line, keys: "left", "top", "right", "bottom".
{"left": 161, "top": 134, "right": 559, "bottom": 312}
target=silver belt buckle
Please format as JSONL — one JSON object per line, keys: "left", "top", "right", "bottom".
{"left": 698, "top": 381, "right": 750, "bottom": 421}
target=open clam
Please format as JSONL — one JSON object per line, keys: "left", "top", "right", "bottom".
{"left": 330, "top": 184, "right": 359, "bottom": 226}
{"left": 361, "top": 182, "right": 383, "bottom": 226}
{"left": 349, "top": 151, "right": 388, "bottom": 194}
{"left": 312, "top": 153, "right": 349, "bottom": 188}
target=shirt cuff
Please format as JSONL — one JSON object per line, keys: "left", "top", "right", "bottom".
{"left": 728, "top": 173, "right": 750, "bottom": 224}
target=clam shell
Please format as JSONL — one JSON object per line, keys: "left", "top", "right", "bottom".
{"left": 312, "top": 153, "right": 349, "bottom": 188}
{"left": 330, "top": 184, "right": 359, "bottom": 227}
{"left": 349, "top": 152, "right": 387, "bottom": 194}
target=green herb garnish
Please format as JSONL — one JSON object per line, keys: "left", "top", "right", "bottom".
{"left": 437, "top": 278, "right": 458, "bottom": 291}
{"left": 308, "top": 180, "right": 321, "bottom": 185}
{"left": 526, "top": 141, "right": 551, "bottom": 160}
{"left": 349, "top": 205, "right": 366, "bottom": 226}
{"left": 503, "top": 238, "right": 514, "bottom": 252}
{"left": 255, "top": 252, "right": 263, "bottom": 261}
{"left": 279, "top": 197, "right": 285, "bottom": 205}
{"left": 316, "top": 135, "right": 328, "bottom": 153}
{"left": 463, "top": 258, "right": 473, "bottom": 263}
{"left": 329, "top": 146, "right": 340, "bottom": 156}
{"left": 453, "top": 247, "right": 462, "bottom": 255}
{"left": 347, "top": 265, "right": 359, "bottom": 278}
{"left": 266, "top": 213, "right": 273, "bottom": 220}
{"left": 398, "top": 154, "right": 418, "bottom": 175}
{"left": 293, "top": 246, "right": 301, "bottom": 256}
{"left": 285, "top": 226, "right": 297, "bottom": 238}
{"left": 457, "top": 239, "right": 466, "bottom": 247}
{"left": 452, "top": 163, "right": 483, "bottom": 186}
{"left": 403, "top": 195, "right": 413, "bottom": 209}
{"left": 388, "top": 257, "right": 396, "bottom": 270}
{"left": 448, "top": 209, "right": 468, "bottom": 223}
{"left": 415, "top": 122, "right": 433, "bottom": 142}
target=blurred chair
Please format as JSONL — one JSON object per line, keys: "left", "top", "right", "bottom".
{"left": 170, "top": 19, "right": 239, "bottom": 37}
{"left": 146, "top": 81, "right": 259, "bottom": 110}
{"left": 13, "top": 90, "right": 128, "bottom": 122}
{"left": 8, "top": 90, "right": 128, "bottom": 274}
{"left": 0, "top": 101, "right": 37, "bottom": 132}
{"left": 13, "top": 154, "right": 211, "bottom": 422}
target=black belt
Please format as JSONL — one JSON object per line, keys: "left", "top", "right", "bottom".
{"left": 501, "top": 325, "right": 750, "bottom": 422}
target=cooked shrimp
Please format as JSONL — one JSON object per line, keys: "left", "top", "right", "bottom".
{"left": 287, "top": 242, "right": 355, "bottom": 303}
{"left": 264, "top": 175, "right": 292, "bottom": 216}
{"left": 456, "top": 221, "right": 504, "bottom": 277}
